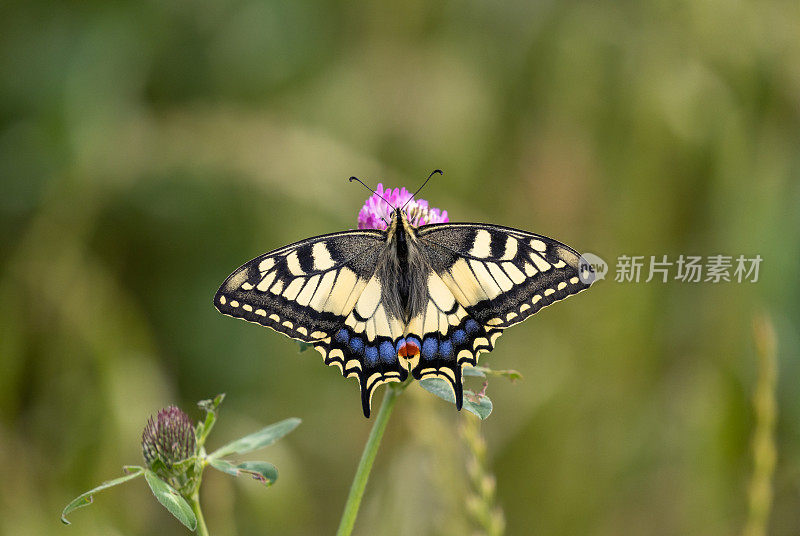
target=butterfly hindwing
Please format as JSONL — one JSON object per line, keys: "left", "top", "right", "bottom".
{"left": 403, "top": 269, "right": 503, "bottom": 410}
{"left": 315, "top": 275, "right": 411, "bottom": 417}
{"left": 314, "top": 269, "right": 502, "bottom": 416}
{"left": 417, "top": 223, "right": 594, "bottom": 328}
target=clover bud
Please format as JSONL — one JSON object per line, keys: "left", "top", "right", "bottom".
{"left": 142, "top": 406, "right": 197, "bottom": 474}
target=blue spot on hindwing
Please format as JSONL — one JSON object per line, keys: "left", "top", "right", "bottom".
{"left": 439, "top": 339, "right": 453, "bottom": 358}
{"left": 365, "top": 345, "right": 378, "bottom": 364}
{"left": 349, "top": 337, "right": 364, "bottom": 354}
{"left": 335, "top": 329, "right": 349, "bottom": 344}
{"left": 465, "top": 319, "right": 480, "bottom": 334}
{"left": 379, "top": 341, "right": 396, "bottom": 363}
{"left": 452, "top": 329, "right": 467, "bottom": 345}
{"left": 421, "top": 338, "right": 438, "bottom": 360}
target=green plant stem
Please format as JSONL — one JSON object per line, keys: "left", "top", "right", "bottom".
{"left": 743, "top": 314, "right": 777, "bottom": 536}
{"left": 336, "top": 384, "right": 402, "bottom": 536}
{"left": 188, "top": 491, "right": 209, "bottom": 536}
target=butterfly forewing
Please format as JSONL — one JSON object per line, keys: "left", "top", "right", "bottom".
{"left": 214, "top": 230, "right": 384, "bottom": 342}
{"left": 417, "top": 223, "right": 594, "bottom": 328}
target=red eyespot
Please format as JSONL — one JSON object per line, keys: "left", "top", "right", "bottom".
{"left": 398, "top": 341, "right": 419, "bottom": 358}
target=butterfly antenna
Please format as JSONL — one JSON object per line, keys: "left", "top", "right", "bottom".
{"left": 402, "top": 169, "right": 442, "bottom": 211}
{"left": 348, "top": 176, "right": 395, "bottom": 210}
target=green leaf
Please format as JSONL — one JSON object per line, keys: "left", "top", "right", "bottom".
{"left": 463, "top": 391, "right": 493, "bottom": 419}
{"left": 196, "top": 393, "right": 225, "bottom": 446}
{"left": 474, "top": 366, "right": 523, "bottom": 381}
{"left": 297, "top": 341, "right": 313, "bottom": 353}
{"left": 61, "top": 466, "right": 145, "bottom": 524}
{"left": 208, "top": 417, "right": 300, "bottom": 460}
{"left": 463, "top": 367, "right": 486, "bottom": 378}
{"left": 144, "top": 470, "right": 197, "bottom": 531}
{"left": 419, "top": 378, "right": 493, "bottom": 420}
{"left": 209, "top": 459, "right": 279, "bottom": 486}
{"left": 198, "top": 393, "right": 225, "bottom": 413}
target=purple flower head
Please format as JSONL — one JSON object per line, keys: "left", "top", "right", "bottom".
{"left": 357, "top": 183, "right": 449, "bottom": 230}
{"left": 142, "top": 406, "right": 197, "bottom": 469}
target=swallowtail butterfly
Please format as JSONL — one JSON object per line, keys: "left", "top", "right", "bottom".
{"left": 215, "top": 179, "right": 595, "bottom": 417}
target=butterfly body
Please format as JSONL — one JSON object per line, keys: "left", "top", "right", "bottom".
{"left": 215, "top": 206, "right": 594, "bottom": 417}
{"left": 379, "top": 208, "right": 431, "bottom": 323}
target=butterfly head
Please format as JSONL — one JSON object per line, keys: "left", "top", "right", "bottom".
{"left": 392, "top": 207, "right": 408, "bottom": 223}
{"left": 385, "top": 207, "right": 410, "bottom": 241}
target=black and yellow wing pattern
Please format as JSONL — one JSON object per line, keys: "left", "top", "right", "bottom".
{"left": 216, "top": 220, "right": 593, "bottom": 417}
{"left": 214, "top": 229, "right": 411, "bottom": 416}
{"left": 417, "top": 223, "right": 594, "bottom": 329}
{"left": 401, "top": 223, "right": 594, "bottom": 403}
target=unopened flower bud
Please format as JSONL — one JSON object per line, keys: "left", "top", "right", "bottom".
{"left": 142, "top": 406, "right": 196, "bottom": 471}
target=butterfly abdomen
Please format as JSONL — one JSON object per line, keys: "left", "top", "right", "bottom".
{"left": 377, "top": 219, "right": 430, "bottom": 324}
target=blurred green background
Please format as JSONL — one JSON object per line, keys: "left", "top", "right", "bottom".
{"left": 2, "top": 0, "right": 799, "bottom": 534}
